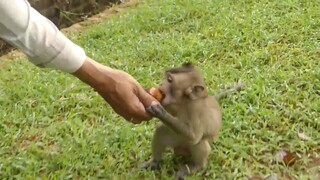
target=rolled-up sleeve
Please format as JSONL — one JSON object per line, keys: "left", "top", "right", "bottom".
{"left": 0, "top": 0, "right": 86, "bottom": 73}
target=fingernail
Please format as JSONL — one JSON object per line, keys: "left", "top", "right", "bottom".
{"left": 151, "top": 101, "right": 159, "bottom": 106}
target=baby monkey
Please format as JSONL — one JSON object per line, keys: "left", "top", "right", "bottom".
{"left": 141, "top": 63, "right": 244, "bottom": 179}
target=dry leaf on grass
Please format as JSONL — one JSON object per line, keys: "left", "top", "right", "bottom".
{"left": 264, "top": 174, "right": 278, "bottom": 180}
{"left": 274, "top": 149, "right": 299, "bottom": 166}
{"left": 297, "top": 132, "right": 312, "bottom": 141}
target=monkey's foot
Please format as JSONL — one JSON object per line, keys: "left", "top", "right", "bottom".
{"left": 176, "top": 172, "right": 187, "bottom": 180}
{"left": 139, "top": 160, "right": 161, "bottom": 170}
{"left": 175, "top": 164, "right": 200, "bottom": 180}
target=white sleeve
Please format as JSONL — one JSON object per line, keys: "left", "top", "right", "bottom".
{"left": 0, "top": 0, "right": 86, "bottom": 73}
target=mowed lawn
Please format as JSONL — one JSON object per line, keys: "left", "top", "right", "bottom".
{"left": 0, "top": 0, "right": 319, "bottom": 179}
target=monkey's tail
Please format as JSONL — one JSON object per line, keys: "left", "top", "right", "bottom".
{"left": 214, "top": 82, "right": 245, "bottom": 100}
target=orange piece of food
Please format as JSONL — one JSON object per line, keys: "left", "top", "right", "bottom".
{"left": 148, "top": 87, "right": 164, "bottom": 101}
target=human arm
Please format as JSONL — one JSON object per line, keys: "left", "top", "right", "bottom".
{"left": 0, "top": 0, "right": 85, "bottom": 72}
{"left": 0, "top": 0, "right": 156, "bottom": 123}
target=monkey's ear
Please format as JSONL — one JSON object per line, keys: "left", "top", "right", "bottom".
{"left": 193, "top": 85, "right": 204, "bottom": 93}
{"left": 184, "top": 85, "right": 206, "bottom": 100}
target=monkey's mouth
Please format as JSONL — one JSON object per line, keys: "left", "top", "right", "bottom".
{"left": 159, "top": 89, "right": 166, "bottom": 101}
{"left": 155, "top": 88, "right": 165, "bottom": 102}
{"left": 158, "top": 89, "right": 171, "bottom": 105}
{"left": 146, "top": 87, "right": 165, "bottom": 102}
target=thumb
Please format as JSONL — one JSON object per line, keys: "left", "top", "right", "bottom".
{"left": 137, "top": 87, "right": 159, "bottom": 107}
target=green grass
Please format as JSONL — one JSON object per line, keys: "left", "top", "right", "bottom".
{"left": 0, "top": 0, "right": 319, "bottom": 179}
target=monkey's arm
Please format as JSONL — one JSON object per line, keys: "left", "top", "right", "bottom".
{"left": 147, "top": 104, "right": 200, "bottom": 143}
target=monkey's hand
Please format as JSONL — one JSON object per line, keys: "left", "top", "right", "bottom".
{"left": 146, "top": 103, "right": 167, "bottom": 119}
{"left": 146, "top": 103, "right": 194, "bottom": 141}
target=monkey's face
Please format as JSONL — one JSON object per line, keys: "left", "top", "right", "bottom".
{"left": 158, "top": 70, "right": 207, "bottom": 107}
{"left": 158, "top": 72, "right": 180, "bottom": 106}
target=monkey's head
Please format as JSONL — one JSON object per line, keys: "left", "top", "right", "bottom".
{"left": 158, "top": 63, "right": 208, "bottom": 106}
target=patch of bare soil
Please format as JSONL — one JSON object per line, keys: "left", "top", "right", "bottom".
{"left": 0, "top": 0, "right": 138, "bottom": 61}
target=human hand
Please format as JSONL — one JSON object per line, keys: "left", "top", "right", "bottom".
{"left": 73, "top": 58, "right": 157, "bottom": 124}
{"left": 95, "top": 68, "right": 157, "bottom": 123}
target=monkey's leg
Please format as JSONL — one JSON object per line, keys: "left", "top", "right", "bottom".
{"left": 176, "top": 140, "right": 211, "bottom": 180}
{"left": 140, "top": 125, "right": 181, "bottom": 170}
{"left": 174, "top": 146, "right": 191, "bottom": 157}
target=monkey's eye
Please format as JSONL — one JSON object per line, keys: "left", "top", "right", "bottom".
{"left": 167, "top": 75, "right": 173, "bottom": 83}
